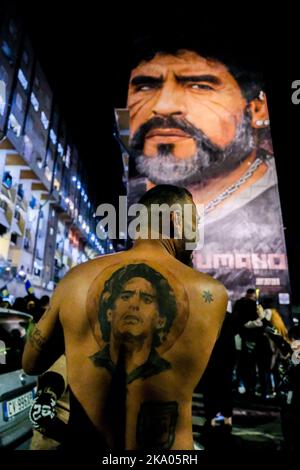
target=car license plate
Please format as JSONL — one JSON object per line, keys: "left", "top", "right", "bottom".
{"left": 3, "top": 390, "right": 34, "bottom": 420}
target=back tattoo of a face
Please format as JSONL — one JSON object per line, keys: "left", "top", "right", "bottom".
{"left": 87, "top": 261, "right": 189, "bottom": 384}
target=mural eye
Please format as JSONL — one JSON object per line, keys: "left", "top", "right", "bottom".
{"left": 121, "top": 293, "right": 131, "bottom": 300}
{"left": 190, "top": 83, "right": 213, "bottom": 90}
{"left": 135, "top": 82, "right": 161, "bottom": 92}
{"left": 137, "top": 85, "right": 152, "bottom": 91}
{"left": 143, "top": 295, "right": 153, "bottom": 304}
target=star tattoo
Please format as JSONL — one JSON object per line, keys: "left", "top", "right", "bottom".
{"left": 202, "top": 290, "right": 214, "bottom": 303}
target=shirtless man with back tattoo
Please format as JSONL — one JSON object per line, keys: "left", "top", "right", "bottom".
{"left": 22, "top": 185, "right": 227, "bottom": 450}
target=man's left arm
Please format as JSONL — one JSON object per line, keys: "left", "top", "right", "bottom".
{"left": 22, "top": 285, "right": 65, "bottom": 375}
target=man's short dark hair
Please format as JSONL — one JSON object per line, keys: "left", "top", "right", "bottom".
{"left": 99, "top": 263, "right": 177, "bottom": 346}
{"left": 40, "top": 295, "right": 50, "bottom": 306}
{"left": 246, "top": 288, "right": 256, "bottom": 295}
{"left": 138, "top": 185, "right": 195, "bottom": 240}
{"left": 138, "top": 184, "right": 193, "bottom": 208}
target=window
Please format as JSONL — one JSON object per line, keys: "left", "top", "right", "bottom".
{"left": 17, "top": 69, "right": 28, "bottom": 90}
{"left": 29, "top": 196, "right": 36, "bottom": 209}
{"left": 0, "top": 75, "right": 6, "bottom": 115}
{"left": 65, "top": 146, "right": 71, "bottom": 168}
{"left": 23, "top": 231, "right": 30, "bottom": 250}
{"left": 57, "top": 143, "right": 64, "bottom": 157}
{"left": 44, "top": 165, "right": 52, "bottom": 183}
{"left": 30, "top": 92, "right": 39, "bottom": 112}
{"left": 46, "top": 148, "right": 53, "bottom": 162}
{"left": 14, "top": 210, "right": 21, "bottom": 221}
{"left": 16, "top": 92, "right": 23, "bottom": 111}
{"left": 41, "top": 111, "right": 49, "bottom": 130}
{"left": 0, "top": 199, "right": 7, "bottom": 211}
{"left": 10, "top": 232, "right": 18, "bottom": 244}
{"left": 25, "top": 115, "right": 33, "bottom": 132}
{"left": 1, "top": 41, "right": 13, "bottom": 61}
{"left": 8, "top": 114, "right": 21, "bottom": 137}
{"left": 2, "top": 171, "right": 12, "bottom": 189}
{"left": 17, "top": 184, "right": 24, "bottom": 200}
{"left": 0, "top": 225, "right": 7, "bottom": 236}
{"left": 50, "top": 129, "right": 57, "bottom": 145}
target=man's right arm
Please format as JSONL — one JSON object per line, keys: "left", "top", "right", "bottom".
{"left": 22, "top": 281, "right": 65, "bottom": 375}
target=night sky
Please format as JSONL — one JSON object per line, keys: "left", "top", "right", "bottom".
{"left": 3, "top": 2, "right": 300, "bottom": 304}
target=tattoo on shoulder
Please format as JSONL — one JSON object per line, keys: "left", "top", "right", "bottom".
{"left": 136, "top": 401, "right": 178, "bottom": 450}
{"left": 29, "top": 327, "right": 48, "bottom": 351}
{"left": 202, "top": 290, "right": 214, "bottom": 303}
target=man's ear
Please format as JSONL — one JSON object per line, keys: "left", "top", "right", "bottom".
{"left": 107, "top": 309, "right": 112, "bottom": 322}
{"left": 171, "top": 210, "right": 183, "bottom": 239}
{"left": 156, "top": 316, "right": 166, "bottom": 329}
{"left": 249, "top": 91, "right": 270, "bottom": 129}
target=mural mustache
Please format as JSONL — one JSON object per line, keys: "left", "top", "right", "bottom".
{"left": 129, "top": 112, "right": 254, "bottom": 186}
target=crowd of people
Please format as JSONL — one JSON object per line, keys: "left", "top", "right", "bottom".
{"left": 1, "top": 281, "right": 299, "bottom": 451}
{"left": 0, "top": 294, "right": 50, "bottom": 323}
{"left": 0, "top": 293, "right": 50, "bottom": 372}
{"left": 7, "top": 286, "right": 296, "bottom": 452}
{"left": 198, "top": 288, "right": 300, "bottom": 451}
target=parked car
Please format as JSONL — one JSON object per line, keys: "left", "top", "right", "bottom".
{"left": 0, "top": 307, "right": 37, "bottom": 449}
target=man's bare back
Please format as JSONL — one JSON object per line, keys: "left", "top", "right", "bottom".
{"left": 23, "top": 240, "right": 227, "bottom": 450}
{"left": 23, "top": 185, "right": 227, "bottom": 450}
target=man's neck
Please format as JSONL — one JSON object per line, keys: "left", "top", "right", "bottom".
{"left": 131, "top": 238, "right": 178, "bottom": 259}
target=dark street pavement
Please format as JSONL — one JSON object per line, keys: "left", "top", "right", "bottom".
{"left": 192, "top": 392, "right": 282, "bottom": 451}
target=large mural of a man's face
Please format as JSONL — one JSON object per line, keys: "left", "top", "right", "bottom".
{"left": 124, "top": 39, "right": 290, "bottom": 317}
{"left": 127, "top": 49, "right": 268, "bottom": 186}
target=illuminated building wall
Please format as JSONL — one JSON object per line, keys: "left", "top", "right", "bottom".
{"left": 0, "top": 11, "right": 110, "bottom": 300}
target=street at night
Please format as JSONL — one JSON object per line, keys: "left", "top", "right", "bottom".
{"left": 1, "top": 1, "right": 300, "bottom": 459}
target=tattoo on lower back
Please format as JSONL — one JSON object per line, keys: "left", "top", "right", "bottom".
{"left": 136, "top": 401, "right": 178, "bottom": 450}
{"left": 29, "top": 327, "right": 48, "bottom": 351}
{"left": 202, "top": 289, "right": 214, "bottom": 303}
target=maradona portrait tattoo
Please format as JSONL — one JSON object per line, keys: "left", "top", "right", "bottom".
{"left": 88, "top": 262, "right": 189, "bottom": 384}
{"left": 136, "top": 401, "right": 178, "bottom": 449}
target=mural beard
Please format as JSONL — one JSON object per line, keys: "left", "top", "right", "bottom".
{"left": 129, "top": 108, "right": 255, "bottom": 187}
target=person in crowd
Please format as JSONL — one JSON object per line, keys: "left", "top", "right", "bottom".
{"left": 200, "top": 311, "right": 236, "bottom": 449}
{"left": 279, "top": 325, "right": 300, "bottom": 451}
{"left": 232, "top": 288, "right": 273, "bottom": 399}
{"left": 12, "top": 297, "right": 27, "bottom": 312}
{"left": 260, "top": 297, "right": 289, "bottom": 395}
{"left": 0, "top": 299, "right": 11, "bottom": 308}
